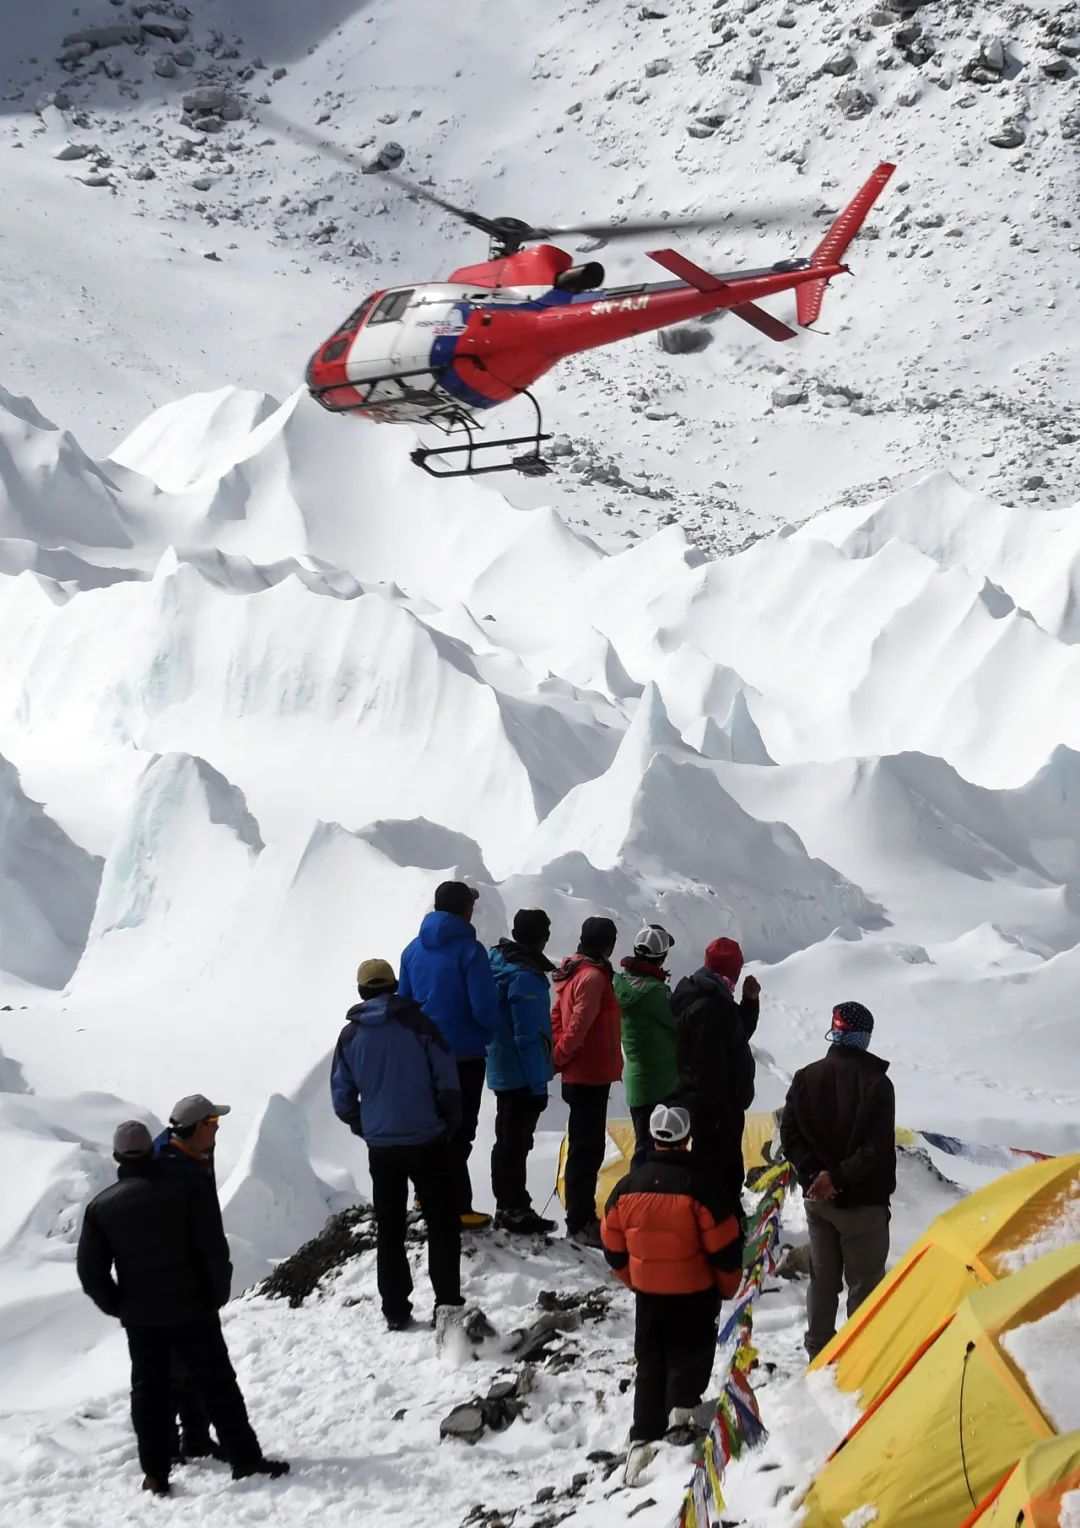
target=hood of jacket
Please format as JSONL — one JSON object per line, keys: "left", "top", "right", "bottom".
{"left": 827, "top": 1044, "right": 890, "bottom": 1075}
{"left": 347, "top": 993, "right": 417, "bottom": 1028}
{"left": 617, "top": 957, "right": 669, "bottom": 1005}
{"left": 418, "top": 909, "right": 476, "bottom": 951}
{"left": 492, "top": 938, "right": 555, "bottom": 981}
{"left": 553, "top": 954, "right": 612, "bottom": 986}
{"left": 689, "top": 966, "right": 736, "bottom": 1003}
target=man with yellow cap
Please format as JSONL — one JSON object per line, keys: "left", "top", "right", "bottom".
{"left": 331, "top": 958, "right": 465, "bottom": 1331}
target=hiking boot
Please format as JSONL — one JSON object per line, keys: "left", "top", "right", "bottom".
{"left": 460, "top": 1209, "right": 493, "bottom": 1231}
{"left": 568, "top": 1220, "right": 603, "bottom": 1249}
{"left": 385, "top": 1309, "right": 416, "bottom": 1333}
{"left": 232, "top": 1457, "right": 290, "bottom": 1481}
{"left": 623, "top": 1441, "right": 658, "bottom": 1487}
{"left": 497, "top": 1208, "right": 557, "bottom": 1235}
{"left": 664, "top": 1405, "right": 700, "bottom": 1444}
{"left": 142, "top": 1474, "right": 171, "bottom": 1496}
{"left": 179, "top": 1432, "right": 226, "bottom": 1461}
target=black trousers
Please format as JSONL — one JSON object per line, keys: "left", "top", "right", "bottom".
{"left": 690, "top": 1111, "right": 747, "bottom": 1207}
{"left": 450, "top": 1056, "right": 487, "bottom": 1215}
{"left": 631, "top": 1289, "right": 721, "bottom": 1442}
{"left": 368, "top": 1138, "right": 462, "bottom": 1321}
{"left": 491, "top": 1088, "right": 546, "bottom": 1213}
{"left": 173, "top": 1359, "right": 213, "bottom": 1452}
{"left": 561, "top": 1081, "right": 610, "bottom": 1233}
{"left": 126, "top": 1315, "right": 261, "bottom": 1481}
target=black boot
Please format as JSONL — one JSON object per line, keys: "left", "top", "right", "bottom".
{"left": 232, "top": 1457, "right": 290, "bottom": 1481}
{"left": 142, "top": 1474, "right": 171, "bottom": 1496}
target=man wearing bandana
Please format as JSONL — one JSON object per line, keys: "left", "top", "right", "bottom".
{"left": 780, "top": 1001, "right": 896, "bottom": 1359}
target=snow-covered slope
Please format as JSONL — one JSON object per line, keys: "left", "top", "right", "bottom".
{"left": 1, "top": 0, "right": 1078, "bottom": 546}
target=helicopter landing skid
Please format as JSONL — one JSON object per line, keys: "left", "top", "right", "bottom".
{"left": 410, "top": 388, "right": 552, "bottom": 480}
{"left": 410, "top": 434, "right": 554, "bottom": 479}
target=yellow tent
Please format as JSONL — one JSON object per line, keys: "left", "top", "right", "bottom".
{"left": 556, "top": 1111, "right": 781, "bottom": 1219}
{"left": 810, "top": 1153, "right": 1080, "bottom": 1410}
{"left": 798, "top": 1244, "right": 1080, "bottom": 1528}
{"left": 960, "top": 1430, "right": 1080, "bottom": 1526}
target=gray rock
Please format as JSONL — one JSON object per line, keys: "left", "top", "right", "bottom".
{"left": 1023, "top": 473, "right": 1047, "bottom": 489}
{"left": 1062, "top": 108, "right": 1080, "bottom": 140}
{"left": 141, "top": 19, "right": 188, "bottom": 42}
{"left": 203, "top": 250, "right": 222, "bottom": 261}
{"left": 1042, "top": 56, "right": 1073, "bottom": 77}
{"left": 272, "top": 66, "right": 288, "bottom": 80}
{"left": 54, "top": 142, "right": 93, "bottom": 160}
{"left": 59, "top": 42, "right": 94, "bottom": 64}
{"left": 772, "top": 386, "right": 808, "bottom": 406}
{"left": 836, "top": 83, "right": 874, "bottom": 117}
{"left": 657, "top": 324, "right": 714, "bottom": 354}
{"left": 777, "top": 1243, "right": 812, "bottom": 1278}
{"left": 62, "top": 24, "right": 141, "bottom": 49}
{"left": 183, "top": 85, "right": 228, "bottom": 112}
{"left": 78, "top": 173, "right": 113, "bottom": 188}
{"left": 220, "top": 99, "right": 244, "bottom": 121}
{"left": 192, "top": 175, "right": 214, "bottom": 190}
{"left": 174, "top": 46, "right": 195, "bottom": 66}
{"left": 440, "top": 1402, "right": 486, "bottom": 1445}
{"left": 644, "top": 58, "right": 672, "bottom": 76}
{"left": 776, "top": 10, "right": 796, "bottom": 26}
{"left": 170, "top": 138, "right": 197, "bottom": 158}
{"left": 822, "top": 51, "right": 856, "bottom": 75}
{"left": 687, "top": 122, "right": 716, "bottom": 138}
{"left": 695, "top": 110, "right": 725, "bottom": 127}
{"left": 154, "top": 56, "right": 178, "bottom": 78}
{"left": 196, "top": 115, "right": 225, "bottom": 134}
{"left": 1058, "top": 36, "right": 1080, "bottom": 58}
{"left": 989, "top": 122, "right": 1025, "bottom": 148}
{"left": 893, "top": 19, "right": 922, "bottom": 45}
{"left": 132, "top": 163, "right": 156, "bottom": 180}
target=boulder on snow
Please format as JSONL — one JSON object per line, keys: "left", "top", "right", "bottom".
{"left": 989, "top": 123, "right": 1025, "bottom": 149}
{"left": 657, "top": 324, "right": 714, "bottom": 355}
{"left": 61, "top": 24, "right": 141, "bottom": 49}
{"left": 54, "top": 142, "right": 94, "bottom": 161}
{"left": 835, "top": 83, "right": 874, "bottom": 118}
{"left": 822, "top": 51, "right": 857, "bottom": 76}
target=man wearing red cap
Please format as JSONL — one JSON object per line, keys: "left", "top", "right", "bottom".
{"left": 670, "top": 937, "right": 761, "bottom": 1204}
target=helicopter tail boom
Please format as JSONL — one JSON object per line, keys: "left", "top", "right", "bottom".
{"left": 797, "top": 161, "right": 896, "bottom": 327}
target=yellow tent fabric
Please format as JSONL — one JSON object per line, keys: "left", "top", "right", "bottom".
{"left": 555, "top": 1111, "right": 780, "bottom": 1218}
{"left": 798, "top": 1244, "right": 1080, "bottom": 1528}
{"left": 962, "top": 1430, "right": 1080, "bottom": 1526}
{"left": 810, "top": 1153, "right": 1080, "bottom": 1410}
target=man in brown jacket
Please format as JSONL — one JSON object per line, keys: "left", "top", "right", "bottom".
{"left": 780, "top": 1002, "right": 895, "bottom": 1360}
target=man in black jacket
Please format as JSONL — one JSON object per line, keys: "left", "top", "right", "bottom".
{"left": 780, "top": 1002, "right": 895, "bottom": 1359}
{"left": 77, "top": 1120, "right": 288, "bottom": 1497}
{"left": 671, "top": 936, "right": 761, "bottom": 1204}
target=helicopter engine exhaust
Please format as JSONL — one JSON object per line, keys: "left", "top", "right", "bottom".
{"left": 553, "top": 261, "right": 605, "bottom": 293}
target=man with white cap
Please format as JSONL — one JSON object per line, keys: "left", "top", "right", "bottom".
{"left": 600, "top": 1103, "right": 743, "bottom": 1483}
{"left": 613, "top": 924, "right": 678, "bottom": 1166}
{"left": 77, "top": 1119, "right": 288, "bottom": 1497}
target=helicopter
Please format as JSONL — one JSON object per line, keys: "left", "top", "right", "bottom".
{"left": 300, "top": 131, "right": 895, "bottom": 479}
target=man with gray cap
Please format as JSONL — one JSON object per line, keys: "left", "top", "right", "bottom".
{"left": 77, "top": 1120, "right": 288, "bottom": 1496}
{"left": 152, "top": 1092, "right": 231, "bottom": 1461}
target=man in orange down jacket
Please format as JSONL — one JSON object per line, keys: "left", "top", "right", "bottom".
{"left": 551, "top": 915, "right": 622, "bottom": 1248}
{"left": 601, "top": 1104, "right": 743, "bottom": 1479}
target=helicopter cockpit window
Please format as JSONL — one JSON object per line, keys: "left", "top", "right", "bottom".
{"left": 335, "top": 296, "right": 377, "bottom": 334}
{"left": 368, "top": 289, "right": 414, "bottom": 325}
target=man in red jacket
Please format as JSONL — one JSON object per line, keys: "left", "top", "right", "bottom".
{"left": 601, "top": 1104, "right": 743, "bottom": 1481}
{"left": 552, "top": 915, "right": 621, "bottom": 1248}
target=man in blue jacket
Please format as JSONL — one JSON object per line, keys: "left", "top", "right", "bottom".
{"left": 398, "top": 881, "right": 501, "bottom": 1229}
{"left": 488, "top": 908, "right": 557, "bottom": 1235}
{"left": 331, "top": 958, "right": 464, "bottom": 1331}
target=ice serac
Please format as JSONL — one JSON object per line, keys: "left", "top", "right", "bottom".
{"left": 517, "top": 685, "right": 880, "bottom": 961}
{"left": 73, "top": 752, "right": 263, "bottom": 991}
{"left": 220, "top": 1092, "right": 335, "bottom": 1293}
{"left": 0, "top": 385, "right": 136, "bottom": 550}
{"left": 0, "top": 755, "right": 102, "bottom": 987}
{"left": 110, "top": 386, "right": 284, "bottom": 493}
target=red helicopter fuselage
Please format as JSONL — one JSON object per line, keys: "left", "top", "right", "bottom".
{"left": 304, "top": 163, "right": 895, "bottom": 474}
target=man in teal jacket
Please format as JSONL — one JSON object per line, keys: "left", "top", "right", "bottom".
{"left": 487, "top": 909, "right": 556, "bottom": 1234}
{"left": 399, "top": 881, "right": 501, "bottom": 1228}
{"left": 614, "top": 925, "right": 679, "bottom": 1166}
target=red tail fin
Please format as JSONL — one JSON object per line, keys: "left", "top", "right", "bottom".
{"left": 796, "top": 162, "right": 895, "bottom": 328}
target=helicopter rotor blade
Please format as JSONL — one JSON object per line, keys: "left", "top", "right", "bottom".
{"left": 257, "top": 108, "right": 505, "bottom": 238}
{"left": 526, "top": 208, "right": 805, "bottom": 241}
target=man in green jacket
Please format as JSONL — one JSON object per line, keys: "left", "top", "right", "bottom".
{"left": 614, "top": 926, "right": 679, "bottom": 1165}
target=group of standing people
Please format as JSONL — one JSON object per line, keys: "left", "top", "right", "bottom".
{"left": 329, "top": 881, "right": 763, "bottom": 1326}
{"left": 75, "top": 874, "right": 896, "bottom": 1497}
